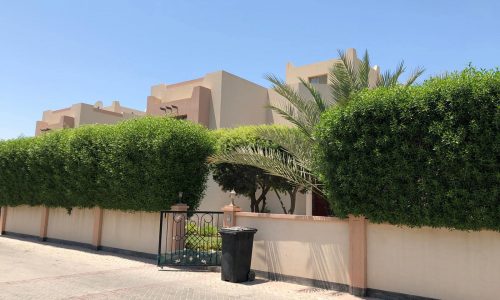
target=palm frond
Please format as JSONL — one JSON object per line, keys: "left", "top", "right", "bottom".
{"left": 254, "top": 126, "right": 313, "bottom": 167}
{"left": 378, "top": 60, "right": 406, "bottom": 87}
{"left": 267, "top": 100, "right": 314, "bottom": 138}
{"left": 266, "top": 74, "right": 325, "bottom": 137}
{"left": 298, "top": 77, "right": 329, "bottom": 113}
{"left": 355, "top": 49, "right": 371, "bottom": 89}
{"left": 208, "top": 146, "right": 322, "bottom": 193}
{"left": 404, "top": 66, "right": 425, "bottom": 86}
{"left": 329, "top": 49, "right": 358, "bottom": 105}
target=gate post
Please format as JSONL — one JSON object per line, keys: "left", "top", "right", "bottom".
{"left": 166, "top": 203, "right": 189, "bottom": 253}
{"left": 39, "top": 206, "right": 49, "bottom": 241}
{"left": 222, "top": 204, "right": 240, "bottom": 227}
{"left": 0, "top": 206, "right": 7, "bottom": 235}
{"left": 348, "top": 215, "right": 367, "bottom": 297}
{"left": 92, "top": 207, "right": 104, "bottom": 250}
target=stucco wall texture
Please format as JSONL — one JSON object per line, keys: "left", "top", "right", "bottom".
{"left": 366, "top": 223, "right": 500, "bottom": 300}
{"left": 47, "top": 207, "right": 94, "bottom": 245}
{"left": 1, "top": 206, "right": 500, "bottom": 299}
{"left": 237, "top": 214, "right": 351, "bottom": 286}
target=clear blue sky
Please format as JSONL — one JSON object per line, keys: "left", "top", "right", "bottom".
{"left": 0, "top": 1, "right": 498, "bottom": 139}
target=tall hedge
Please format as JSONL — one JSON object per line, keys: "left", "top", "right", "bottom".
{"left": 0, "top": 117, "right": 214, "bottom": 211}
{"left": 315, "top": 68, "right": 500, "bottom": 231}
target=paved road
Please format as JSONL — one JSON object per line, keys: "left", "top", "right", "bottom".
{"left": 0, "top": 237, "right": 365, "bottom": 300}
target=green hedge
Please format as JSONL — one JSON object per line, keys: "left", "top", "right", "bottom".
{"left": 212, "top": 125, "right": 281, "bottom": 154}
{"left": 0, "top": 117, "right": 214, "bottom": 211}
{"left": 315, "top": 67, "right": 500, "bottom": 230}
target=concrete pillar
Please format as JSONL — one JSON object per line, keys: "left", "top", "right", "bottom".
{"left": 305, "top": 191, "right": 313, "bottom": 216}
{"left": 39, "top": 206, "right": 49, "bottom": 241}
{"left": 0, "top": 206, "right": 7, "bottom": 235}
{"left": 348, "top": 215, "right": 367, "bottom": 297}
{"left": 222, "top": 204, "right": 241, "bottom": 228}
{"left": 92, "top": 207, "right": 104, "bottom": 250}
{"left": 166, "top": 203, "right": 189, "bottom": 253}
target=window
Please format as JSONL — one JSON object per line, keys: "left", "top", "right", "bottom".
{"left": 308, "top": 74, "right": 327, "bottom": 84}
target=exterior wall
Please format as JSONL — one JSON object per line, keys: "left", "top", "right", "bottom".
{"left": 101, "top": 209, "right": 159, "bottom": 255}
{"left": 203, "top": 71, "right": 224, "bottom": 129}
{"left": 285, "top": 48, "right": 355, "bottom": 84}
{"left": 46, "top": 207, "right": 94, "bottom": 244}
{"left": 236, "top": 213, "right": 351, "bottom": 286}
{"left": 148, "top": 71, "right": 270, "bottom": 130}
{"left": 35, "top": 115, "right": 75, "bottom": 136}
{"left": 78, "top": 103, "right": 141, "bottom": 126}
{"left": 36, "top": 101, "right": 144, "bottom": 136}
{"left": 4, "top": 206, "right": 41, "bottom": 237}
{"left": 263, "top": 190, "right": 306, "bottom": 215}
{"left": 42, "top": 107, "right": 74, "bottom": 125}
{"left": 147, "top": 86, "right": 211, "bottom": 127}
{"left": 197, "top": 176, "right": 229, "bottom": 211}
{"left": 151, "top": 78, "right": 204, "bottom": 102}
{"left": 218, "top": 71, "right": 270, "bottom": 128}
{"left": 198, "top": 177, "right": 306, "bottom": 215}
{"left": 367, "top": 223, "right": 500, "bottom": 300}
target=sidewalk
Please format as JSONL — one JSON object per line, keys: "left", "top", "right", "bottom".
{"left": 0, "top": 236, "right": 367, "bottom": 300}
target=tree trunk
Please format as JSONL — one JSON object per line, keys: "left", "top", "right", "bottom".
{"left": 273, "top": 188, "right": 288, "bottom": 214}
{"left": 287, "top": 187, "right": 299, "bottom": 214}
{"left": 249, "top": 193, "right": 258, "bottom": 212}
{"left": 255, "top": 185, "right": 271, "bottom": 213}
{"left": 260, "top": 196, "right": 267, "bottom": 213}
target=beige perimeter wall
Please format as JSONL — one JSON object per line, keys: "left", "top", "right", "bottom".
{"left": 236, "top": 213, "right": 351, "bottom": 286}
{"left": 367, "top": 223, "right": 500, "bottom": 300}
{"left": 3, "top": 205, "right": 500, "bottom": 299}
{"left": 47, "top": 207, "right": 94, "bottom": 244}
{"left": 101, "top": 210, "right": 159, "bottom": 255}
{"left": 5, "top": 205, "right": 41, "bottom": 236}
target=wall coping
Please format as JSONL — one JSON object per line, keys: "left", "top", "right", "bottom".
{"left": 235, "top": 212, "right": 346, "bottom": 223}
{"left": 166, "top": 77, "right": 203, "bottom": 88}
{"left": 92, "top": 107, "right": 124, "bottom": 117}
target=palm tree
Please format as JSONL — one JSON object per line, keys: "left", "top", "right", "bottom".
{"left": 209, "top": 49, "right": 424, "bottom": 195}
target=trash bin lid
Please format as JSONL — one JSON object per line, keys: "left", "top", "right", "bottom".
{"left": 219, "top": 226, "right": 258, "bottom": 234}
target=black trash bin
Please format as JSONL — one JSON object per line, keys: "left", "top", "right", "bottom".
{"left": 219, "top": 226, "right": 258, "bottom": 283}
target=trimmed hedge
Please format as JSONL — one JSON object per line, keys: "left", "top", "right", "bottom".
{"left": 315, "top": 68, "right": 500, "bottom": 230}
{"left": 0, "top": 117, "right": 214, "bottom": 211}
{"left": 212, "top": 125, "right": 282, "bottom": 154}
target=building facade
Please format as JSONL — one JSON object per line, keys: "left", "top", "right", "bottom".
{"left": 146, "top": 70, "right": 270, "bottom": 129}
{"left": 35, "top": 101, "right": 145, "bottom": 136}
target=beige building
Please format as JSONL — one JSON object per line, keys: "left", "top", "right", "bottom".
{"left": 146, "top": 71, "right": 270, "bottom": 129}
{"left": 35, "top": 101, "right": 145, "bottom": 136}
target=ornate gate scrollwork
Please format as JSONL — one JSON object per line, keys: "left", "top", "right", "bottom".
{"left": 158, "top": 211, "right": 223, "bottom": 267}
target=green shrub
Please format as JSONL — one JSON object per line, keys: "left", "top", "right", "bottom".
{"left": 186, "top": 223, "right": 218, "bottom": 237}
{"left": 0, "top": 117, "right": 214, "bottom": 211}
{"left": 315, "top": 67, "right": 500, "bottom": 231}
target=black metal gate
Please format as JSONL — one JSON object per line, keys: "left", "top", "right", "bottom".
{"left": 157, "top": 211, "right": 223, "bottom": 267}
